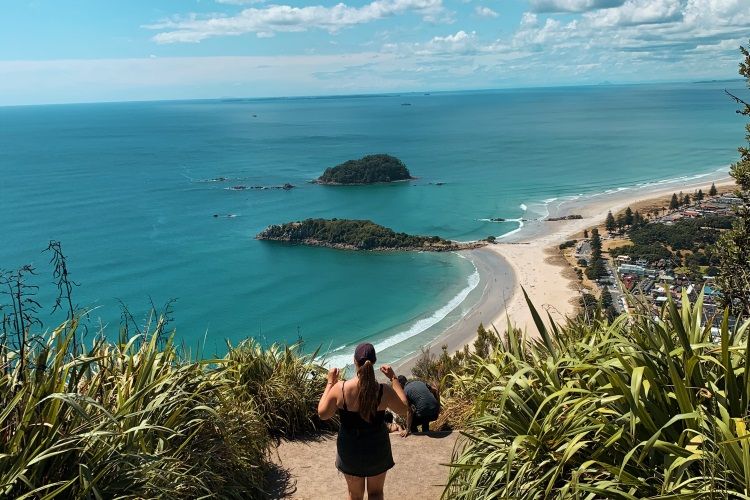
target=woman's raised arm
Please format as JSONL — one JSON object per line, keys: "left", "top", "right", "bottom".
{"left": 317, "top": 367, "right": 340, "bottom": 420}
{"left": 379, "top": 365, "right": 408, "bottom": 415}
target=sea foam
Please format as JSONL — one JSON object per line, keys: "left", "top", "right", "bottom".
{"left": 322, "top": 265, "right": 481, "bottom": 368}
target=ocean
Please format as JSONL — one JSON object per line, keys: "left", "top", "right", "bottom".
{"left": 0, "top": 81, "right": 744, "bottom": 364}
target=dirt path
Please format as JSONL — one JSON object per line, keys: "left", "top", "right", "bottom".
{"left": 271, "top": 431, "right": 459, "bottom": 499}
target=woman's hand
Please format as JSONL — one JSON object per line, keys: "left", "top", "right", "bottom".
{"left": 327, "top": 367, "right": 339, "bottom": 385}
{"left": 400, "top": 429, "right": 410, "bottom": 438}
{"left": 380, "top": 365, "right": 396, "bottom": 381}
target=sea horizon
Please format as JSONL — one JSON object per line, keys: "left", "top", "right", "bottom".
{"left": 1, "top": 77, "right": 745, "bottom": 109}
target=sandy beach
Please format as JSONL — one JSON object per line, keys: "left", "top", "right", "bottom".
{"left": 395, "top": 172, "right": 736, "bottom": 374}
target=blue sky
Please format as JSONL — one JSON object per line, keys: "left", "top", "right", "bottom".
{"left": 1, "top": 0, "right": 748, "bottom": 104}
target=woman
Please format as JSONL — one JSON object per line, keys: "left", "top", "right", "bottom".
{"left": 317, "top": 343, "right": 408, "bottom": 500}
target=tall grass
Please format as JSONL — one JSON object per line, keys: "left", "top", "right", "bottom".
{"left": 444, "top": 290, "right": 750, "bottom": 498}
{"left": 225, "top": 338, "right": 335, "bottom": 438}
{"left": 0, "top": 316, "right": 329, "bottom": 498}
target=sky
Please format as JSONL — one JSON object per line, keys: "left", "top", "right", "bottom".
{"left": 0, "top": 0, "right": 748, "bottom": 105}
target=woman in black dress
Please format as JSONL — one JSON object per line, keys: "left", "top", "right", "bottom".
{"left": 317, "top": 343, "right": 408, "bottom": 499}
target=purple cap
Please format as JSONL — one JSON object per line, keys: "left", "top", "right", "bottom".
{"left": 354, "top": 343, "right": 377, "bottom": 366}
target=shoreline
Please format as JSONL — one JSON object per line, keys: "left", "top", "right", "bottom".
{"left": 394, "top": 171, "right": 736, "bottom": 375}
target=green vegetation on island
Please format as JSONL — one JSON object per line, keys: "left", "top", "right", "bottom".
{"left": 315, "top": 154, "right": 414, "bottom": 184}
{"left": 257, "top": 218, "right": 483, "bottom": 251}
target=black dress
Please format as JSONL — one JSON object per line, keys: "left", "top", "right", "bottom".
{"left": 335, "top": 381, "right": 395, "bottom": 477}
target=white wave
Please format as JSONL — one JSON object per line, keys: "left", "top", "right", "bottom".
{"left": 321, "top": 267, "right": 481, "bottom": 368}
{"left": 519, "top": 203, "right": 528, "bottom": 211}
{"left": 495, "top": 218, "right": 524, "bottom": 240}
{"left": 477, "top": 218, "right": 511, "bottom": 223}
{"left": 598, "top": 168, "right": 727, "bottom": 196}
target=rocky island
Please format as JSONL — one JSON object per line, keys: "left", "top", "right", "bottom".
{"left": 256, "top": 219, "right": 484, "bottom": 251}
{"left": 314, "top": 154, "right": 414, "bottom": 185}
{"left": 546, "top": 214, "right": 583, "bottom": 221}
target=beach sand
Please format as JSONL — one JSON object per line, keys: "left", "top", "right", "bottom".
{"left": 271, "top": 432, "right": 459, "bottom": 499}
{"left": 395, "top": 174, "right": 736, "bottom": 375}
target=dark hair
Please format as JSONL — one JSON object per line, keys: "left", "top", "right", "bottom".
{"left": 357, "top": 359, "right": 379, "bottom": 422}
{"left": 397, "top": 375, "right": 407, "bottom": 387}
{"left": 383, "top": 411, "right": 394, "bottom": 424}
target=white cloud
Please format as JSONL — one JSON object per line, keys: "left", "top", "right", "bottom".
{"left": 147, "top": 0, "right": 445, "bottom": 43}
{"left": 529, "top": 0, "right": 625, "bottom": 13}
{"left": 216, "top": 0, "right": 266, "bottom": 4}
{"left": 475, "top": 6, "right": 499, "bottom": 17}
{"left": 514, "top": 0, "right": 750, "bottom": 56}
{"left": 585, "top": 0, "right": 683, "bottom": 27}
{"left": 5, "top": 0, "right": 749, "bottom": 106}
{"left": 425, "top": 30, "right": 478, "bottom": 53}
{"left": 375, "top": 0, "right": 749, "bottom": 87}
{"left": 383, "top": 29, "right": 515, "bottom": 57}
{"left": 0, "top": 54, "right": 398, "bottom": 105}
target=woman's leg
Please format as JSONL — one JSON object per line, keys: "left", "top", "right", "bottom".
{"left": 366, "top": 471, "right": 387, "bottom": 500}
{"left": 344, "top": 473, "right": 366, "bottom": 500}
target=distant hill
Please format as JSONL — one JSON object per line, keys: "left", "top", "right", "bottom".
{"left": 315, "top": 154, "right": 414, "bottom": 185}
{"left": 256, "top": 218, "right": 483, "bottom": 251}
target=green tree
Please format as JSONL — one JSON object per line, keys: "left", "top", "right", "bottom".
{"left": 710, "top": 182, "right": 718, "bottom": 196}
{"left": 585, "top": 258, "right": 607, "bottom": 280}
{"left": 599, "top": 287, "right": 618, "bottom": 321}
{"left": 696, "top": 189, "right": 704, "bottom": 201}
{"left": 683, "top": 193, "right": 691, "bottom": 206}
{"left": 624, "top": 206, "right": 634, "bottom": 226}
{"left": 616, "top": 213, "right": 626, "bottom": 230}
{"left": 590, "top": 228, "right": 602, "bottom": 260}
{"left": 632, "top": 210, "right": 644, "bottom": 227}
{"left": 586, "top": 229, "right": 606, "bottom": 280}
{"left": 669, "top": 193, "right": 679, "bottom": 210}
{"left": 577, "top": 292, "right": 599, "bottom": 322}
{"left": 605, "top": 211, "right": 616, "bottom": 232}
{"left": 583, "top": 228, "right": 589, "bottom": 238}
{"left": 716, "top": 42, "right": 750, "bottom": 319}
{"left": 473, "top": 323, "right": 497, "bottom": 358}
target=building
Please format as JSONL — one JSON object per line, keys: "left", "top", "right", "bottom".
{"left": 619, "top": 264, "right": 646, "bottom": 276}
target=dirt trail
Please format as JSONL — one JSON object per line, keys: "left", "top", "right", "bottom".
{"left": 271, "top": 431, "right": 459, "bottom": 499}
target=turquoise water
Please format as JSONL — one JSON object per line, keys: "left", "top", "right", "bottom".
{"left": 0, "top": 81, "right": 745, "bottom": 361}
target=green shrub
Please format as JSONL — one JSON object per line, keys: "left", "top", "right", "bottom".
{"left": 443, "top": 291, "right": 750, "bottom": 498}
{"left": 0, "top": 318, "right": 329, "bottom": 498}
{"left": 224, "top": 339, "right": 335, "bottom": 438}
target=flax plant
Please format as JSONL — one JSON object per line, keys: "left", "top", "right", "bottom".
{"left": 0, "top": 316, "right": 328, "bottom": 498}
{"left": 444, "top": 290, "right": 750, "bottom": 499}
{"left": 224, "top": 338, "right": 336, "bottom": 438}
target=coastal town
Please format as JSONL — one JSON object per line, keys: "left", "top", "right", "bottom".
{"left": 567, "top": 182, "right": 743, "bottom": 328}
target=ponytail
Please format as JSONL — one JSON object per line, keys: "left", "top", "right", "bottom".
{"left": 357, "top": 360, "right": 379, "bottom": 422}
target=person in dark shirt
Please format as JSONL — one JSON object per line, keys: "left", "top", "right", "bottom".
{"left": 396, "top": 375, "right": 440, "bottom": 435}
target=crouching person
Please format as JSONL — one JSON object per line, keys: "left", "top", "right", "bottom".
{"left": 396, "top": 375, "right": 440, "bottom": 436}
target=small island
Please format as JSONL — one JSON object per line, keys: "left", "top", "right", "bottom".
{"left": 315, "top": 154, "right": 414, "bottom": 185}
{"left": 256, "top": 219, "right": 484, "bottom": 251}
{"left": 547, "top": 214, "right": 583, "bottom": 221}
